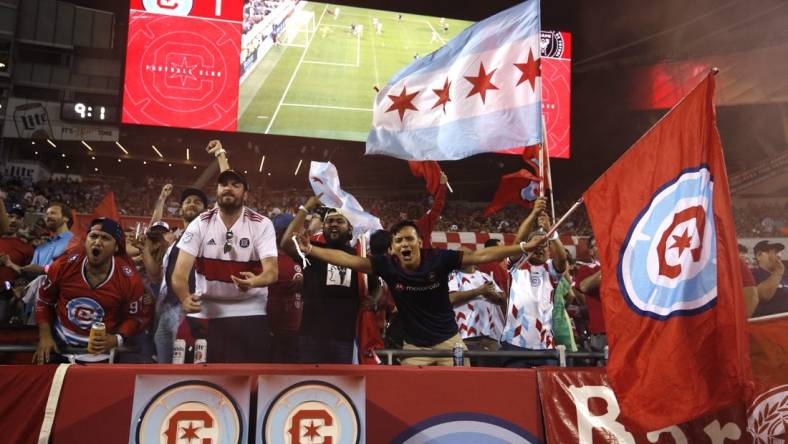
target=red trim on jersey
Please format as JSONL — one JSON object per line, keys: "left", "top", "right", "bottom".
{"left": 195, "top": 257, "right": 263, "bottom": 283}
{"left": 200, "top": 208, "right": 219, "bottom": 221}
{"left": 244, "top": 208, "right": 264, "bottom": 221}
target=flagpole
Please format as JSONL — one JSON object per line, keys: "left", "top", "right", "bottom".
{"left": 523, "top": 197, "right": 584, "bottom": 262}
{"left": 540, "top": 114, "right": 556, "bottom": 222}
{"left": 538, "top": 143, "right": 545, "bottom": 198}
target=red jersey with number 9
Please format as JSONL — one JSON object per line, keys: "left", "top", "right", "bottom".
{"left": 35, "top": 253, "right": 150, "bottom": 346}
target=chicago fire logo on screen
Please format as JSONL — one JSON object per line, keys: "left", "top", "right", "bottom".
{"left": 618, "top": 166, "right": 718, "bottom": 319}
{"left": 263, "top": 381, "right": 360, "bottom": 444}
{"left": 123, "top": 7, "right": 241, "bottom": 131}
{"left": 135, "top": 380, "right": 243, "bottom": 444}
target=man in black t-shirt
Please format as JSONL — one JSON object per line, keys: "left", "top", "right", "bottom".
{"left": 296, "top": 220, "right": 544, "bottom": 366}
{"left": 281, "top": 197, "right": 377, "bottom": 363}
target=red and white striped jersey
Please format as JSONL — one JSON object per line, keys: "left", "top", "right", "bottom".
{"left": 448, "top": 270, "right": 504, "bottom": 340}
{"left": 501, "top": 258, "right": 559, "bottom": 349}
{"left": 177, "top": 207, "right": 277, "bottom": 319}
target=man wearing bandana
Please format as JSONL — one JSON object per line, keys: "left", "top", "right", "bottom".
{"left": 33, "top": 217, "right": 150, "bottom": 364}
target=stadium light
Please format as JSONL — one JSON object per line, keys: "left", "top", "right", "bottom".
{"left": 61, "top": 153, "right": 65, "bottom": 158}
{"left": 117, "top": 158, "right": 122, "bottom": 163}
{"left": 294, "top": 159, "right": 303, "bottom": 176}
{"left": 143, "top": 161, "right": 147, "bottom": 165}
{"left": 81, "top": 140, "right": 93, "bottom": 152}
{"left": 47, "top": 139, "right": 56, "bottom": 148}
{"left": 258, "top": 155, "right": 265, "bottom": 173}
{"left": 186, "top": 148, "right": 190, "bottom": 161}
{"left": 115, "top": 141, "right": 129, "bottom": 155}
{"left": 152, "top": 145, "right": 164, "bottom": 158}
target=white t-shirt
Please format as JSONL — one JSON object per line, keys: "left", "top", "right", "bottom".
{"left": 448, "top": 270, "right": 505, "bottom": 341}
{"left": 501, "top": 258, "right": 559, "bottom": 349}
{"left": 177, "top": 207, "right": 277, "bottom": 319}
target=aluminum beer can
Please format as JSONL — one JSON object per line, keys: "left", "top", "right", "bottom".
{"left": 194, "top": 339, "right": 207, "bottom": 364}
{"left": 87, "top": 322, "right": 106, "bottom": 353}
{"left": 172, "top": 339, "right": 186, "bottom": 364}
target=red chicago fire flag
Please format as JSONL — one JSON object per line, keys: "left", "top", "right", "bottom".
{"left": 484, "top": 169, "right": 541, "bottom": 215}
{"left": 583, "top": 73, "right": 752, "bottom": 430}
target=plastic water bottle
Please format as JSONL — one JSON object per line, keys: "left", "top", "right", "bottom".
{"left": 452, "top": 342, "right": 464, "bottom": 366}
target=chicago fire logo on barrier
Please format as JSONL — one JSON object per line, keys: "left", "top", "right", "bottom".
{"left": 135, "top": 380, "right": 243, "bottom": 444}
{"left": 263, "top": 381, "right": 360, "bottom": 444}
{"left": 618, "top": 166, "right": 717, "bottom": 319}
{"left": 391, "top": 412, "right": 541, "bottom": 443}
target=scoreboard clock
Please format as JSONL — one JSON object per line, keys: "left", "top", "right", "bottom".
{"left": 61, "top": 102, "right": 119, "bottom": 123}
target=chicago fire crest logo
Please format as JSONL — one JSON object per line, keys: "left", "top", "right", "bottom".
{"left": 66, "top": 297, "right": 105, "bottom": 329}
{"left": 134, "top": 380, "right": 243, "bottom": 444}
{"left": 618, "top": 166, "right": 717, "bottom": 319}
{"left": 263, "top": 381, "right": 360, "bottom": 444}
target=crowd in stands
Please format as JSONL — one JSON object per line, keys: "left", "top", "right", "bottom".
{"left": 1, "top": 175, "right": 784, "bottom": 237}
{"left": 1, "top": 169, "right": 785, "bottom": 366}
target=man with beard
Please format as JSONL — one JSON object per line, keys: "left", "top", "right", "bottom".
{"left": 150, "top": 186, "right": 208, "bottom": 363}
{"left": 295, "top": 219, "right": 545, "bottom": 366}
{"left": 172, "top": 170, "right": 278, "bottom": 363}
{"left": 500, "top": 212, "right": 567, "bottom": 367}
{"left": 280, "top": 196, "right": 374, "bottom": 363}
{"left": 33, "top": 217, "right": 149, "bottom": 364}
{"left": 8, "top": 202, "right": 73, "bottom": 278}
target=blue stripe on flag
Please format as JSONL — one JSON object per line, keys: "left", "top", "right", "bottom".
{"left": 387, "top": 1, "right": 541, "bottom": 84}
{"left": 366, "top": 102, "right": 542, "bottom": 161}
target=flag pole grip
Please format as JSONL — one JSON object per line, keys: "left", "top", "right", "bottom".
{"left": 523, "top": 197, "right": 584, "bottom": 261}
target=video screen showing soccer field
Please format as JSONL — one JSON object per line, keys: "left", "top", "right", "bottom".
{"left": 123, "top": 1, "right": 571, "bottom": 156}
{"left": 238, "top": 2, "right": 471, "bottom": 141}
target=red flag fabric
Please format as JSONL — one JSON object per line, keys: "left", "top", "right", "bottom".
{"left": 66, "top": 192, "right": 121, "bottom": 253}
{"left": 521, "top": 145, "right": 550, "bottom": 192}
{"left": 582, "top": 74, "right": 752, "bottom": 430}
{"left": 407, "top": 160, "right": 443, "bottom": 196}
{"left": 484, "top": 169, "right": 541, "bottom": 215}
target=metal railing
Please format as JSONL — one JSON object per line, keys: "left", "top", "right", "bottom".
{"left": 375, "top": 345, "right": 608, "bottom": 367}
{"left": 0, "top": 344, "right": 139, "bottom": 364}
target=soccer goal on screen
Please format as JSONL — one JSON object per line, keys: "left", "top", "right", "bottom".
{"left": 282, "top": 9, "right": 316, "bottom": 47}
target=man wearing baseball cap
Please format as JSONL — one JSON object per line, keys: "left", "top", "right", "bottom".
{"left": 33, "top": 217, "right": 150, "bottom": 364}
{"left": 172, "top": 169, "right": 279, "bottom": 363}
{"left": 146, "top": 184, "right": 208, "bottom": 363}
{"left": 751, "top": 240, "right": 786, "bottom": 317}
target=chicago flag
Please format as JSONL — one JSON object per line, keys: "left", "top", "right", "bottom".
{"left": 366, "top": 0, "right": 542, "bottom": 160}
{"left": 583, "top": 73, "right": 752, "bottom": 430}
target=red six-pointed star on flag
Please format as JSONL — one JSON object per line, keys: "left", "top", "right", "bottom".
{"left": 514, "top": 48, "right": 541, "bottom": 90}
{"left": 386, "top": 86, "right": 420, "bottom": 121}
{"left": 431, "top": 78, "right": 452, "bottom": 113}
{"left": 464, "top": 62, "right": 499, "bottom": 104}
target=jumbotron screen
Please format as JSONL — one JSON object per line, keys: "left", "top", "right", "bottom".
{"left": 122, "top": 0, "right": 571, "bottom": 157}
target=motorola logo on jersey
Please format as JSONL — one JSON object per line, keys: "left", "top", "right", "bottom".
{"left": 135, "top": 381, "right": 243, "bottom": 444}
{"left": 391, "top": 413, "right": 541, "bottom": 444}
{"left": 619, "top": 166, "right": 718, "bottom": 319}
{"left": 263, "top": 381, "right": 360, "bottom": 444}
{"left": 66, "top": 297, "right": 105, "bottom": 329}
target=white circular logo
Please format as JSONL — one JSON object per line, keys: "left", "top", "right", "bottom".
{"left": 134, "top": 381, "right": 242, "bottom": 444}
{"left": 264, "top": 381, "right": 360, "bottom": 444}
{"left": 392, "top": 413, "right": 540, "bottom": 443}
{"left": 619, "top": 166, "right": 717, "bottom": 319}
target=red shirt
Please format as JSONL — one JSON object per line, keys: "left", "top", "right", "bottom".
{"left": 0, "top": 236, "right": 34, "bottom": 283}
{"left": 574, "top": 262, "right": 606, "bottom": 335}
{"left": 35, "top": 253, "right": 149, "bottom": 346}
{"left": 266, "top": 253, "right": 303, "bottom": 333}
{"left": 739, "top": 257, "right": 755, "bottom": 287}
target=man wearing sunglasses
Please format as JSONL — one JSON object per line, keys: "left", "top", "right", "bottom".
{"left": 172, "top": 169, "right": 278, "bottom": 363}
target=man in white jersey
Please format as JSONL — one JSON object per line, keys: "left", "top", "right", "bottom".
{"left": 500, "top": 211, "right": 567, "bottom": 367}
{"left": 172, "top": 169, "right": 278, "bottom": 363}
{"left": 448, "top": 251, "right": 505, "bottom": 366}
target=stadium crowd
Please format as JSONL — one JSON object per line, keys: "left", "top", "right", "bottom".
{"left": 0, "top": 143, "right": 785, "bottom": 366}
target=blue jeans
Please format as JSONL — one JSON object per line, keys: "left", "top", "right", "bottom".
{"left": 154, "top": 303, "right": 182, "bottom": 363}
{"left": 500, "top": 342, "right": 558, "bottom": 368}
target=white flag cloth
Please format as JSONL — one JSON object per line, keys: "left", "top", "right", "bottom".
{"left": 308, "top": 161, "right": 383, "bottom": 237}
